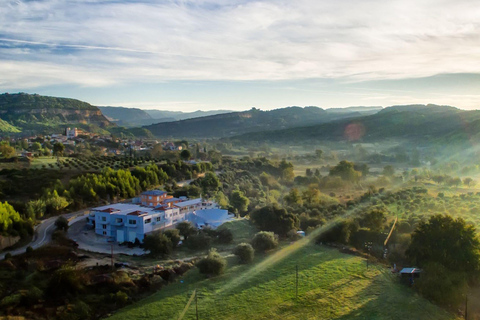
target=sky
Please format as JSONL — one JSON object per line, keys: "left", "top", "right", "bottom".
{"left": 1, "top": 0, "right": 480, "bottom": 111}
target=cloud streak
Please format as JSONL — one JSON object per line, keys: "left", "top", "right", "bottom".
{"left": 1, "top": 0, "right": 480, "bottom": 89}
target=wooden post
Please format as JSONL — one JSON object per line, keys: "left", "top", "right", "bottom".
{"left": 295, "top": 264, "right": 298, "bottom": 299}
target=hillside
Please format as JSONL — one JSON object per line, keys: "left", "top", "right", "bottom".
{"left": 144, "top": 106, "right": 382, "bottom": 138}
{"left": 146, "top": 109, "right": 233, "bottom": 122}
{"left": 230, "top": 104, "right": 480, "bottom": 145}
{"left": 99, "top": 106, "right": 155, "bottom": 127}
{"left": 0, "top": 93, "right": 114, "bottom": 135}
{"left": 109, "top": 243, "right": 458, "bottom": 320}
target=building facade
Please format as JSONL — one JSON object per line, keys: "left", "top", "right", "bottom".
{"left": 90, "top": 190, "right": 221, "bottom": 243}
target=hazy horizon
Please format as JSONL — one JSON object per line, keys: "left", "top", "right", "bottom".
{"left": 2, "top": 0, "right": 480, "bottom": 111}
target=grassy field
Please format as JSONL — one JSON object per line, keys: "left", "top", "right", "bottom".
{"left": 109, "top": 244, "right": 459, "bottom": 320}
{"left": 120, "top": 219, "right": 258, "bottom": 270}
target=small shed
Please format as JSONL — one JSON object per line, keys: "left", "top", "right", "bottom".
{"left": 400, "top": 267, "right": 422, "bottom": 285}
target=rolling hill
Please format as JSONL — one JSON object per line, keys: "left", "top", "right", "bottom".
{"left": 229, "top": 104, "right": 480, "bottom": 146}
{"left": 144, "top": 106, "right": 382, "bottom": 138}
{"left": 0, "top": 93, "right": 114, "bottom": 135}
{"left": 99, "top": 106, "right": 155, "bottom": 127}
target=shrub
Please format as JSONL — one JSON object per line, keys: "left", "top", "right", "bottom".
{"left": 143, "top": 233, "right": 172, "bottom": 257}
{"left": 233, "top": 243, "right": 254, "bottom": 263}
{"left": 287, "top": 229, "right": 302, "bottom": 241}
{"left": 163, "top": 229, "right": 181, "bottom": 248}
{"left": 26, "top": 246, "right": 33, "bottom": 254}
{"left": 55, "top": 216, "right": 69, "bottom": 231}
{"left": 217, "top": 228, "right": 233, "bottom": 244}
{"left": 4, "top": 252, "right": 12, "bottom": 260}
{"left": 251, "top": 231, "right": 278, "bottom": 253}
{"left": 196, "top": 249, "right": 227, "bottom": 276}
{"left": 185, "top": 232, "right": 212, "bottom": 250}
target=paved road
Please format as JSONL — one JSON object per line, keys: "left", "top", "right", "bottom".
{"left": 0, "top": 210, "right": 89, "bottom": 260}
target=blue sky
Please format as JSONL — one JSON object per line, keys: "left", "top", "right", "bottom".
{"left": 1, "top": 0, "right": 480, "bottom": 111}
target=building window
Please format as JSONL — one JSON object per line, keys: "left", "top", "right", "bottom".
{"left": 156, "top": 217, "right": 161, "bottom": 222}
{"left": 101, "top": 217, "right": 106, "bottom": 221}
{"left": 128, "top": 220, "right": 136, "bottom": 225}
{"left": 102, "top": 224, "right": 107, "bottom": 229}
{"left": 149, "top": 196, "right": 152, "bottom": 200}
{"left": 115, "top": 218, "right": 123, "bottom": 223}
{"left": 103, "top": 231, "right": 107, "bottom": 235}
{"left": 145, "top": 218, "right": 151, "bottom": 224}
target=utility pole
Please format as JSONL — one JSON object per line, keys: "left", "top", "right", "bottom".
{"left": 196, "top": 290, "right": 199, "bottom": 320}
{"left": 296, "top": 264, "right": 299, "bottom": 300}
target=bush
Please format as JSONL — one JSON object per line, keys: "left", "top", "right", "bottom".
{"left": 55, "top": 216, "right": 69, "bottom": 231}
{"left": 196, "top": 249, "right": 227, "bottom": 276}
{"left": 233, "top": 243, "right": 254, "bottom": 263}
{"left": 4, "top": 252, "right": 12, "bottom": 260}
{"left": 163, "top": 229, "right": 181, "bottom": 248}
{"left": 26, "top": 246, "right": 33, "bottom": 254}
{"left": 185, "top": 232, "right": 212, "bottom": 250}
{"left": 251, "top": 231, "right": 278, "bottom": 253}
{"left": 217, "top": 228, "right": 233, "bottom": 244}
{"left": 143, "top": 233, "right": 172, "bottom": 257}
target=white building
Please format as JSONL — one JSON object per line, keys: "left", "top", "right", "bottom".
{"left": 89, "top": 191, "right": 222, "bottom": 243}
{"left": 89, "top": 203, "right": 184, "bottom": 243}
{"left": 66, "top": 127, "right": 78, "bottom": 139}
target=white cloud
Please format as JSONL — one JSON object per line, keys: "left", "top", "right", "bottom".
{"left": 1, "top": 0, "right": 480, "bottom": 88}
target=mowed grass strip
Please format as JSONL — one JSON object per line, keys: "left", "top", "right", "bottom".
{"left": 109, "top": 244, "right": 459, "bottom": 320}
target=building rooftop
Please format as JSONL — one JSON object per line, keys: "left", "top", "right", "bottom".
{"left": 174, "top": 198, "right": 204, "bottom": 207}
{"left": 400, "top": 268, "right": 421, "bottom": 274}
{"left": 141, "top": 190, "right": 167, "bottom": 196}
{"left": 93, "top": 203, "right": 166, "bottom": 217}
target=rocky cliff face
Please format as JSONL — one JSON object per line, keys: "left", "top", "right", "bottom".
{"left": 0, "top": 93, "right": 114, "bottom": 132}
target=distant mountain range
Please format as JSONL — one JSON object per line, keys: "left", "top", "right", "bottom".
{"left": 5, "top": 93, "right": 476, "bottom": 147}
{"left": 143, "top": 106, "right": 382, "bottom": 138}
{"left": 99, "top": 106, "right": 233, "bottom": 127}
{"left": 229, "top": 104, "right": 480, "bottom": 146}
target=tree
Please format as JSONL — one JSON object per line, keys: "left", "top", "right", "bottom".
{"left": 180, "top": 149, "right": 192, "bottom": 161}
{"left": 163, "top": 229, "right": 181, "bottom": 248}
{"left": 31, "top": 142, "right": 42, "bottom": 153}
{"left": 199, "top": 172, "right": 220, "bottom": 197}
{"left": 354, "top": 163, "right": 369, "bottom": 177}
{"left": 360, "top": 209, "right": 386, "bottom": 232}
{"left": 406, "top": 215, "right": 480, "bottom": 278}
{"left": 416, "top": 262, "right": 467, "bottom": 306}
{"left": 329, "top": 160, "right": 361, "bottom": 182}
{"left": 463, "top": 177, "right": 474, "bottom": 187}
{"left": 251, "top": 231, "right": 278, "bottom": 253}
{"left": 233, "top": 243, "right": 254, "bottom": 263}
{"left": 53, "top": 142, "right": 65, "bottom": 158}
{"left": 0, "top": 143, "right": 15, "bottom": 159}
{"left": 217, "top": 228, "right": 233, "bottom": 244}
{"left": 382, "top": 165, "right": 395, "bottom": 177}
{"left": 143, "top": 233, "right": 172, "bottom": 257}
{"left": 176, "top": 221, "right": 196, "bottom": 240}
{"left": 284, "top": 188, "right": 303, "bottom": 206}
{"left": 229, "top": 190, "right": 249, "bottom": 216}
{"left": 196, "top": 249, "right": 227, "bottom": 276}
{"left": 250, "top": 204, "right": 299, "bottom": 237}
{"left": 55, "top": 216, "right": 69, "bottom": 231}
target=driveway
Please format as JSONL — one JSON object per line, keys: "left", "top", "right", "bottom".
{"left": 0, "top": 209, "right": 89, "bottom": 260}
{"left": 68, "top": 218, "right": 145, "bottom": 255}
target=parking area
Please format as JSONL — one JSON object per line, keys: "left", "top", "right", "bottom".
{"left": 68, "top": 218, "right": 146, "bottom": 255}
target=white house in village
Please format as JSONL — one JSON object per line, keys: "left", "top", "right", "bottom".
{"left": 89, "top": 190, "right": 229, "bottom": 243}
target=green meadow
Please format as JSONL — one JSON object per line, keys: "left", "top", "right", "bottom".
{"left": 109, "top": 244, "right": 459, "bottom": 320}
